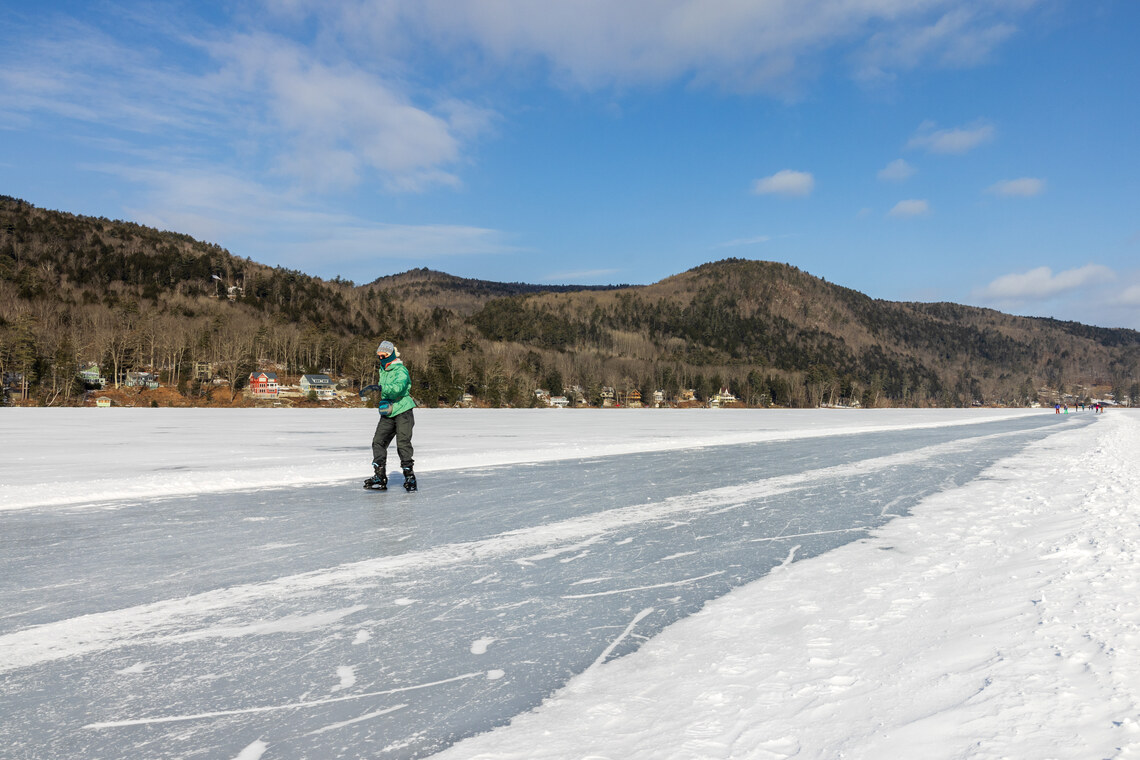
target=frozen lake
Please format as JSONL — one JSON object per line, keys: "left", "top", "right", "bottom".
{"left": 0, "top": 410, "right": 1090, "bottom": 759}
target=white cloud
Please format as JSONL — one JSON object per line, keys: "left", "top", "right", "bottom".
{"left": 307, "top": 0, "right": 1043, "bottom": 93}
{"left": 0, "top": 23, "right": 230, "bottom": 136}
{"left": 0, "top": 1, "right": 1042, "bottom": 201}
{"left": 1112, "top": 284, "right": 1140, "bottom": 307}
{"left": 753, "top": 170, "right": 814, "bottom": 197}
{"left": 209, "top": 33, "right": 495, "bottom": 192}
{"left": 89, "top": 162, "right": 517, "bottom": 279}
{"left": 0, "top": 21, "right": 494, "bottom": 194}
{"left": 878, "top": 159, "right": 916, "bottom": 181}
{"left": 92, "top": 164, "right": 285, "bottom": 242}
{"left": 888, "top": 199, "right": 930, "bottom": 217}
{"left": 543, "top": 268, "right": 622, "bottom": 282}
{"left": 716, "top": 235, "right": 772, "bottom": 248}
{"left": 907, "top": 120, "right": 995, "bottom": 154}
{"left": 986, "top": 177, "right": 1046, "bottom": 197}
{"left": 853, "top": 5, "right": 1019, "bottom": 83}
{"left": 279, "top": 222, "right": 515, "bottom": 262}
{"left": 980, "top": 264, "right": 1115, "bottom": 300}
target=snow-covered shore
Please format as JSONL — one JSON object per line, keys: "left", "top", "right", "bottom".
{"left": 433, "top": 410, "right": 1140, "bottom": 759}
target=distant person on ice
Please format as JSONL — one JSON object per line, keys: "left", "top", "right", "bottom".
{"left": 359, "top": 340, "right": 417, "bottom": 492}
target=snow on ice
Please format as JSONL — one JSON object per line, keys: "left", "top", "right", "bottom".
{"left": 2, "top": 407, "right": 1139, "bottom": 759}
{"left": 436, "top": 410, "right": 1140, "bottom": 760}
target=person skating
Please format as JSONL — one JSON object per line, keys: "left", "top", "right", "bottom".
{"left": 359, "top": 340, "right": 417, "bottom": 491}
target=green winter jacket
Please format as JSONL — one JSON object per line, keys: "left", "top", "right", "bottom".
{"left": 378, "top": 359, "right": 416, "bottom": 417}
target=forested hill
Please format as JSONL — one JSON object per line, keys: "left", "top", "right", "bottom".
{"left": 2, "top": 195, "right": 1138, "bottom": 408}
{"left": 466, "top": 259, "right": 1139, "bottom": 406}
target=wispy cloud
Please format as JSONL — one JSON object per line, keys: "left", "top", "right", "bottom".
{"left": 907, "top": 120, "right": 994, "bottom": 154}
{"left": 979, "top": 264, "right": 1115, "bottom": 301}
{"left": 0, "top": 18, "right": 494, "bottom": 195}
{"left": 753, "top": 170, "right": 814, "bottom": 197}
{"left": 275, "top": 222, "right": 517, "bottom": 263}
{"left": 888, "top": 199, "right": 930, "bottom": 217}
{"left": 854, "top": 5, "right": 1019, "bottom": 83}
{"left": 318, "top": 1, "right": 1043, "bottom": 94}
{"left": 1115, "top": 284, "right": 1140, "bottom": 306}
{"left": 543, "top": 268, "right": 622, "bottom": 282}
{"left": 877, "top": 159, "right": 916, "bottom": 181}
{"left": 986, "top": 177, "right": 1046, "bottom": 197}
{"left": 716, "top": 235, "right": 773, "bottom": 248}
{"left": 88, "top": 162, "right": 518, "bottom": 278}
{"left": 206, "top": 33, "right": 496, "bottom": 192}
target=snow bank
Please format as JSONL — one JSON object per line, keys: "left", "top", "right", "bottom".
{"left": 431, "top": 411, "right": 1140, "bottom": 759}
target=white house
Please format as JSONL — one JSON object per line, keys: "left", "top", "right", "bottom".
{"left": 79, "top": 364, "right": 106, "bottom": 388}
{"left": 300, "top": 374, "right": 336, "bottom": 399}
{"left": 122, "top": 371, "right": 159, "bottom": 389}
{"left": 710, "top": 388, "right": 738, "bottom": 407}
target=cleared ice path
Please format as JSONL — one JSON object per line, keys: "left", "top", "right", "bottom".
{"left": 0, "top": 414, "right": 1088, "bottom": 759}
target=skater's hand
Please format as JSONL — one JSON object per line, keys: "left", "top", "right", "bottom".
{"left": 359, "top": 384, "right": 380, "bottom": 397}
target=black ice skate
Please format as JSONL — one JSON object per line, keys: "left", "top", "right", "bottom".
{"left": 363, "top": 463, "right": 388, "bottom": 491}
{"left": 401, "top": 465, "right": 417, "bottom": 492}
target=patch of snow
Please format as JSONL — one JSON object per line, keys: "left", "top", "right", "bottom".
{"left": 232, "top": 739, "right": 267, "bottom": 760}
{"left": 431, "top": 412, "right": 1140, "bottom": 760}
{"left": 471, "top": 638, "right": 496, "bottom": 655}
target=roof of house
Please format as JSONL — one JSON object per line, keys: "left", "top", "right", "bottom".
{"left": 250, "top": 371, "right": 278, "bottom": 380}
{"left": 301, "top": 374, "right": 333, "bottom": 384}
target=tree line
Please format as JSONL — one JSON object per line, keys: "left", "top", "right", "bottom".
{"left": 3, "top": 198, "right": 1139, "bottom": 408}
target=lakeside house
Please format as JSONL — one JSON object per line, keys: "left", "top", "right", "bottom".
{"left": 300, "top": 374, "right": 336, "bottom": 400}
{"left": 122, "top": 370, "right": 159, "bottom": 389}
{"left": 248, "top": 371, "right": 280, "bottom": 398}
{"left": 79, "top": 364, "right": 106, "bottom": 388}
{"left": 710, "top": 388, "right": 738, "bottom": 407}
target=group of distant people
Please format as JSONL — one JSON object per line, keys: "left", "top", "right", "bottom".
{"left": 1055, "top": 402, "right": 1106, "bottom": 414}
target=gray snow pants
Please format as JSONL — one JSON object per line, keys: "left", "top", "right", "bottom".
{"left": 371, "top": 408, "right": 415, "bottom": 470}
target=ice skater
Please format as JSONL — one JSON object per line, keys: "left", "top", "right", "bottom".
{"left": 359, "top": 340, "right": 417, "bottom": 491}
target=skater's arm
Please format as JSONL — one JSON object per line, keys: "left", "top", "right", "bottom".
{"left": 377, "top": 366, "right": 411, "bottom": 400}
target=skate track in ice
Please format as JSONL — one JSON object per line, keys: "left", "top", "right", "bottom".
{"left": 0, "top": 409, "right": 1107, "bottom": 758}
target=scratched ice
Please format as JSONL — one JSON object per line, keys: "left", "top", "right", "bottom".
{"left": 0, "top": 414, "right": 1087, "bottom": 759}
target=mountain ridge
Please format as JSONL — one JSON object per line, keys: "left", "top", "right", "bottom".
{"left": 2, "top": 196, "right": 1137, "bottom": 407}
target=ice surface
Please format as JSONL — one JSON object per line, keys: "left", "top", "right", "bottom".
{"left": 3, "top": 408, "right": 1137, "bottom": 759}
{"left": 0, "top": 407, "right": 1050, "bottom": 511}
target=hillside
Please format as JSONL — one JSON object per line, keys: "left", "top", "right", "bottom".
{"left": 2, "top": 196, "right": 1138, "bottom": 408}
{"left": 365, "top": 268, "right": 628, "bottom": 317}
{"left": 465, "top": 259, "right": 1140, "bottom": 406}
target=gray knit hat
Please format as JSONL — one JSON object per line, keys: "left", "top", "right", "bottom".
{"left": 376, "top": 340, "right": 397, "bottom": 356}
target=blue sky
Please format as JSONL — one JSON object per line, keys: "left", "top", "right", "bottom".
{"left": 2, "top": 0, "right": 1138, "bottom": 328}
